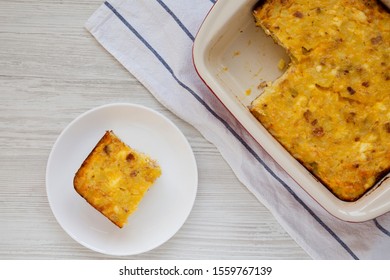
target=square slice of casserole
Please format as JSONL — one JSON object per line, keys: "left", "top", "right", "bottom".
{"left": 74, "top": 130, "right": 161, "bottom": 228}
{"left": 250, "top": 0, "right": 390, "bottom": 201}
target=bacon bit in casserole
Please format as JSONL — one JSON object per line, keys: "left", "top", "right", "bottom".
{"left": 312, "top": 126, "right": 324, "bottom": 137}
{"left": 303, "top": 110, "right": 312, "bottom": 122}
{"left": 362, "top": 81, "right": 370, "bottom": 87}
{"left": 371, "top": 35, "right": 382, "bottom": 45}
{"left": 384, "top": 123, "right": 390, "bottom": 133}
{"left": 293, "top": 11, "right": 304, "bottom": 18}
{"left": 126, "top": 153, "right": 135, "bottom": 162}
{"left": 347, "top": 86, "right": 356, "bottom": 95}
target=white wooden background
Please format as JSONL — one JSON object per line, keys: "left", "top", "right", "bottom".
{"left": 0, "top": 0, "right": 309, "bottom": 259}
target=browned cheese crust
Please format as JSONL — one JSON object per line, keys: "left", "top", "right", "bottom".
{"left": 250, "top": 0, "right": 390, "bottom": 201}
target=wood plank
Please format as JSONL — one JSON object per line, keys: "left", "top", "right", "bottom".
{"left": 0, "top": 0, "right": 309, "bottom": 259}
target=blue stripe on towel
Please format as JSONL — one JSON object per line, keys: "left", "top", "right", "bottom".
{"left": 103, "top": 0, "right": 359, "bottom": 260}
{"left": 156, "top": 0, "right": 195, "bottom": 41}
{"left": 374, "top": 219, "right": 390, "bottom": 237}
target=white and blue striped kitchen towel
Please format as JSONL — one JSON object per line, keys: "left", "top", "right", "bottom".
{"left": 85, "top": 0, "right": 390, "bottom": 259}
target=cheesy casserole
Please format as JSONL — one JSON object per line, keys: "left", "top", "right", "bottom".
{"left": 74, "top": 131, "right": 161, "bottom": 228}
{"left": 250, "top": 0, "right": 390, "bottom": 201}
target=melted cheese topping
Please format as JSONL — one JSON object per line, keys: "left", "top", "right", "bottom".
{"left": 74, "top": 131, "right": 161, "bottom": 228}
{"left": 250, "top": 0, "right": 390, "bottom": 201}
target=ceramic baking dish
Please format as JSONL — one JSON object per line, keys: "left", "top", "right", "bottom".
{"left": 193, "top": 0, "right": 390, "bottom": 222}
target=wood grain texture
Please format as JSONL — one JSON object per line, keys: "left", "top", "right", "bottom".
{"left": 0, "top": 0, "right": 310, "bottom": 259}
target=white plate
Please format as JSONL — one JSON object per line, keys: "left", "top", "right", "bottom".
{"left": 193, "top": 0, "right": 390, "bottom": 222}
{"left": 46, "top": 103, "right": 198, "bottom": 256}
